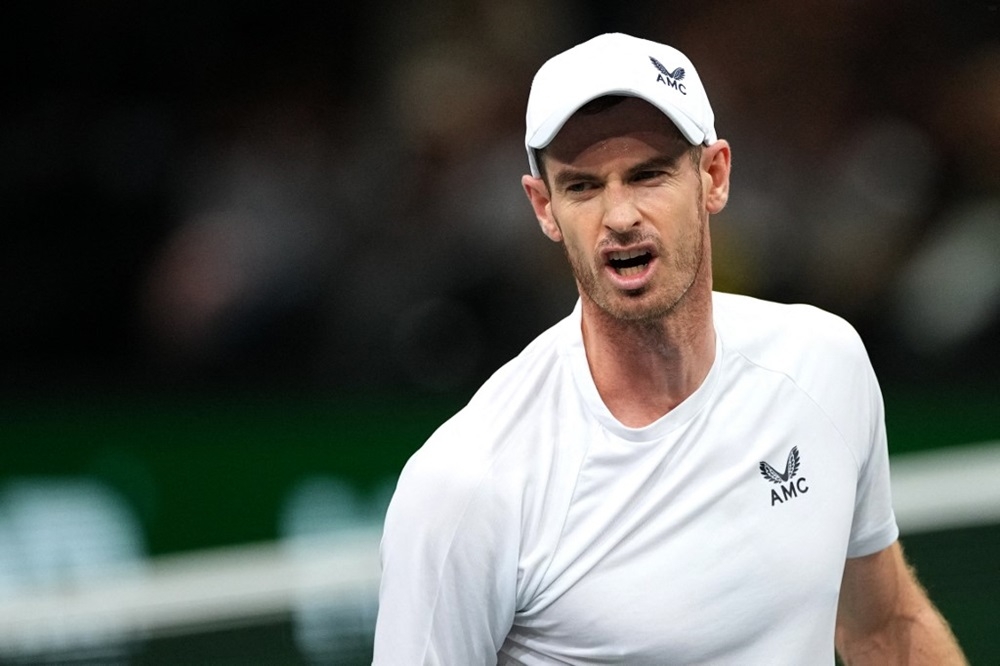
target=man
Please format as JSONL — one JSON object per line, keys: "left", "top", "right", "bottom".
{"left": 373, "top": 33, "right": 965, "bottom": 665}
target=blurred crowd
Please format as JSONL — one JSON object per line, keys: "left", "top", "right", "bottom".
{"left": 3, "top": 0, "right": 998, "bottom": 396}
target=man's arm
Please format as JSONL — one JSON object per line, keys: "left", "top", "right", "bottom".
{"left": 835, "top": 540, "right": 966, "bottom": 665}
{"left": 373, "top": 437, "right": 518, "bottom": 665}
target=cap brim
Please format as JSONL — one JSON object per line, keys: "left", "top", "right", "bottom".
{"left": 526, "top": 90, "right": 712, "bottom": 177}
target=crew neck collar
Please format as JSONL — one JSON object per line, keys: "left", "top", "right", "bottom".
{"left": 561, "top": 300, "right": 723, "bottom": 442}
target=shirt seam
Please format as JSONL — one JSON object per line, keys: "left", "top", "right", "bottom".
{"left": 729, "top": 349, "right": 864, "bottom": 473}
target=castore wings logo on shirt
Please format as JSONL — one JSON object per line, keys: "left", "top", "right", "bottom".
{"left": 759, "top": 446, "right": 809, "bottom": 506}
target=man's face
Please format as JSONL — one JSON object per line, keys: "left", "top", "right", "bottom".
{"left": 526, "top": 97, "right": 714, "bottom": 323}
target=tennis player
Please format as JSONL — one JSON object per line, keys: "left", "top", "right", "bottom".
{"left": 373, "top": 33, "right": 966, "bottom": 665}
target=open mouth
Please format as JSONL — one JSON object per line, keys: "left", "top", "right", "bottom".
{"left": 607, "top": 249, "right": 653, "bottom": 276}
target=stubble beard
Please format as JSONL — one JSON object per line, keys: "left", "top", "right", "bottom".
{"left": 559, "top": 211, "right": 708, "bottom": 326}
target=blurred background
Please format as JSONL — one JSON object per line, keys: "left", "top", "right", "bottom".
{"left": 2, "top": 1, "right": 998, "bottom": 663}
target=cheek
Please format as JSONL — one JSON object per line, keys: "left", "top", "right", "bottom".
{"left": 550, "top": 206, "right": 591, "bottom": 247}
{"left": 640, "top": 187, "right": 701, "bottom": 227}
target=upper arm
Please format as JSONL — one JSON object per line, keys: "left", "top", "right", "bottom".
{"left": 373, "top": 445, "right": 518, "bottom": 665}
{"left": 836, "top": 541, "right": 966, "bottom": 665}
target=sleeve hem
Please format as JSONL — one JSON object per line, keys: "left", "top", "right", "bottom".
{"left": 846, "top": 515, "right": 900, "bottom": 559}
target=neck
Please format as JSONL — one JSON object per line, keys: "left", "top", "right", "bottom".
{"left": 580, "top": 271, "right": 716, "bottom": 428}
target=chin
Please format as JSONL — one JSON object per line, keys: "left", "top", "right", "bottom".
{"left": 598, "top": 291, "right": 681, "bottom": 323}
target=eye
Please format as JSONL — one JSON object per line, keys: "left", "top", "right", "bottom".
{"left": 565, "top": 181, "right": 594, "bottom": 194}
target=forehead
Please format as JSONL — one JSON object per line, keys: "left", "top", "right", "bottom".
{"left": 543, "top": 97, "right": 688, "bottom": 169}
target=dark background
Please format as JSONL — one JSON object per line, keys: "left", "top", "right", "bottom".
{"left": 3, "top": 1, "right": 999, "bottom": 397}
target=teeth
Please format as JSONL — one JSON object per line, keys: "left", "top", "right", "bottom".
{"left": 617, "top": 265, "right": 644, "bottom": 276}
{"left": 608, "top": 249, "right": 646, "bottom": 261}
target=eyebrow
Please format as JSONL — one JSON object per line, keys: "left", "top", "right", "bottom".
{"left": 551, "top": 152, "right": 686, "bottom": 190}
{"left": 552, "top": 167, "right": 596, "bottom": 190}
{"left": 625, "top": 154, "right": 685, "bottom": 179}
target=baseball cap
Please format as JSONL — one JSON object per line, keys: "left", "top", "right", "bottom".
{"left": 524, "top": 33, "right": 717, "bottom": 177}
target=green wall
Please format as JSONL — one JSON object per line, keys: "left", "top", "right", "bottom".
{"left": 2, "top": 385, "right": 997, "bottom": 661}
{"left": 3, "top": 385, "right": 997, "bottom": 554}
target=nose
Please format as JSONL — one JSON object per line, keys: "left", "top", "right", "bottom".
{"left": 602, "top": 184, "right": 641, "bottom": 234}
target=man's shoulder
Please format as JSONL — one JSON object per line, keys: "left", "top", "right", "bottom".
{"left": 713, "top": 291, "right": 866, "bottom": 360}
{"left": 712, "top": 291, "right": 876, "bottom": 402}
{"left": 712, "top": 292, "right": 881, "bottom": 449}
{"left": 398, "top": 310, "right": 576, "bottom": 494}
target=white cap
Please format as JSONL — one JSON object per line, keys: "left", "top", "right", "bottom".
{"left": 524, "top": 33, "right": 717, "bottom": 177}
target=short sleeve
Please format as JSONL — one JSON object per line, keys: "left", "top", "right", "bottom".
{"left": 846, "top": 359, "right": 900, "bottom": 558}
{"left": 373, "top": 430, "right": 518, "bottom": 664}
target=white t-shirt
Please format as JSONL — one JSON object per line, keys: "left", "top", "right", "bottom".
{"left": 374, "top": 292, "right": 899, "bottom": 665}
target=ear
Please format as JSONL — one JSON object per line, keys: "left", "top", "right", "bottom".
{"left": 701, "top": 140, "right": 731, "bottom": 214}
{"left": 522, "top": 174, "right": 563, "bottom": 242}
